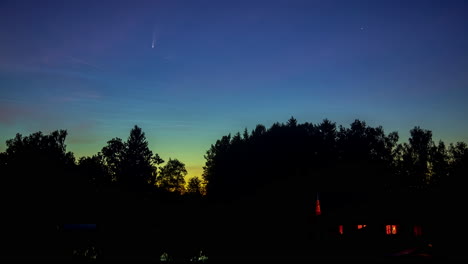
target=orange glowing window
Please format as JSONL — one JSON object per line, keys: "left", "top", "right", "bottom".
{"left": 386, "top": 225, "right": 397, "bottom": 235}
{"left": 357, "top": 225, "right": 367, "bottom": 229}
{"left": 339, "top": 225, "right": 343, "bottom": 235}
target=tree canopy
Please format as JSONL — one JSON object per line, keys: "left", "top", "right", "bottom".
{"left": 101, "top": 125, "right": 164, "bottom": 191}
{"left": 157, "top": 158, "right": 187, "bottom": 194}
{"left": 202, "top": 117, "right": 467, "bottom": 202}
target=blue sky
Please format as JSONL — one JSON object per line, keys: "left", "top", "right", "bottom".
{"left": 1, "top": 0, "right": 467, "bottom": 178}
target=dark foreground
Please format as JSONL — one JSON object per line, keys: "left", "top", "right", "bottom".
{"left": 0, "top": 225, "right": 462, "bottom": 262}
{"left": 2, "top": 192, "right": 466, "bottom": 262}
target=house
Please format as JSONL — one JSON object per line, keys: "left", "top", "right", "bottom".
{"left": 310, "top": 192, "right": 438, "bottom": 258}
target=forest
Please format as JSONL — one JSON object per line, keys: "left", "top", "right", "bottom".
{"left": 1, "top": 117, "right": 467, "bottom": 260}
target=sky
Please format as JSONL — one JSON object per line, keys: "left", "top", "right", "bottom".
{"left": 1, "top": 0, "right": 468, "bottom": 179}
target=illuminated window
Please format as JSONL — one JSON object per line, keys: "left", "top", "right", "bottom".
{"left": 357, "top": 225, "right": 367, "bottom": 229}
{"left": 386, "top": 225, "right": 397, "bottom": 235}
{"left": 339, "top": 225, "right": 343, "bottom": 235}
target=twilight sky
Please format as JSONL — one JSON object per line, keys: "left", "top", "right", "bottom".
{"left": 1, "top": 0, "right": 468, "bottom": 179}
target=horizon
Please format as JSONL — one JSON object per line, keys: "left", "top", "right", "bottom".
{"left": 0, "top": 117, "right": 465, "bottom": 180}
{"left": 1, "top": 0, "right": 468, "bottom": 179}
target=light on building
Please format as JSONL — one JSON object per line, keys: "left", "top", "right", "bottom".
{"left": 386, "top": 225, "right": 397, "bottom": 235}
{"left": 315, "top": 194, "right": 321, "bottom": 216}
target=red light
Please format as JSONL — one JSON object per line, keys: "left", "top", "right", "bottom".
{"left": 339, "top": 225, "right": 343, "bottom": 235}
{"left": 315, "top": 199, "right": 321, "bottom": 216}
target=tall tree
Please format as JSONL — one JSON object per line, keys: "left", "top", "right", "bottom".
{"left": 77, "top": 153, "right": 112, "bottom": 191}
{"left": 101, "top": 137, "right": 126, "bottom": 182}
{"left": 202, "top": 134, "right": 231, "bottom": 199}
{"left": 124, "top": 125, "right": 159, "bottom": 188}
{"left": 157, "top": 158, "right": 187, "bottom": 193}
{"left": 286, "top": 116, "right": 297, "bottom": 127}
{"left": 101, "top": 125, "right": 162, "bottom": 190}
{"left": 447, "top": 142, "right": 468, "bottom": 191}
{"left": 334, "top": 120, "right": 398, "bottom": 191}
{"left": 186, "top": 176, "right": 204, "bottom": 196}
{"left": 406, "top": 126, "right": 434, "bottom": 188}
{"left": 429, "top": 141, "right": 449, "bottom": 189}
{"left": 0, "top": 130, "right": 77, "bottom": 205}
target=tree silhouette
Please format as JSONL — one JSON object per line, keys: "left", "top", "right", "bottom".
{"left": 157, "top": 158, "right": 187, "bottom": 193}
{"left": 334, "top": 120, "right": 398, "bottom": 191}
{"left": 396, "top": 126, "right": 434, "bottom": 189}
{"left": 447, "top": 142, "right": 468, "bottom": 191}
{"left": 77, "top": 153, "right": 112, "bottom": 191}
{"left": 202, "top": 134, "right": 232, "bottom": 199}
{"left": 124, "top": 125, "right": 159, "bottom": 188}
{"left": 202, "top": 117, "right": 405, "bottom": 201}
{"left": 286, "top": 116, "right": 297, "bottom": 127}
{"left": 1, "top": 130, "right": 76, "bottom": 195}
{"left": 101, "top": 125, "right": 162, "bottom": 191}
{"left": 101, "top": 137, "right": 126, "bottom": 182}
{"left": 429, "top": 140, "right": 449, "bottom": 189}
{"left": 186, "top": 176, "right": 204, "bottom": 196}
{"left": 0, "top": 118, "right": 466, "bottom": 260}
{"left": 199, "top": 118, "right": 467, "bottom": 259}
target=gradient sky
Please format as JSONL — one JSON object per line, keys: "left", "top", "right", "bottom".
{"left": 1, "top": 0, "right": 468, "bottom": 179}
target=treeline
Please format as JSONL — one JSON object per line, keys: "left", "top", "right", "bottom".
{"left": 199, "top": 117, "right": 468, "bottom": 259}
{"left": 1, "top": 118, "right": 467, "bottom": 205}
{"left": 1, "top": 118, "right": 467, "bottom": 260}
{"left": 0, "top": 125, "right": 205, "bottom": 212}
{"left": 202, "top": 117, "right": 468, "bottom": 202}
{"left": 0, "top": 125, "right": 210, "bottom": 260}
